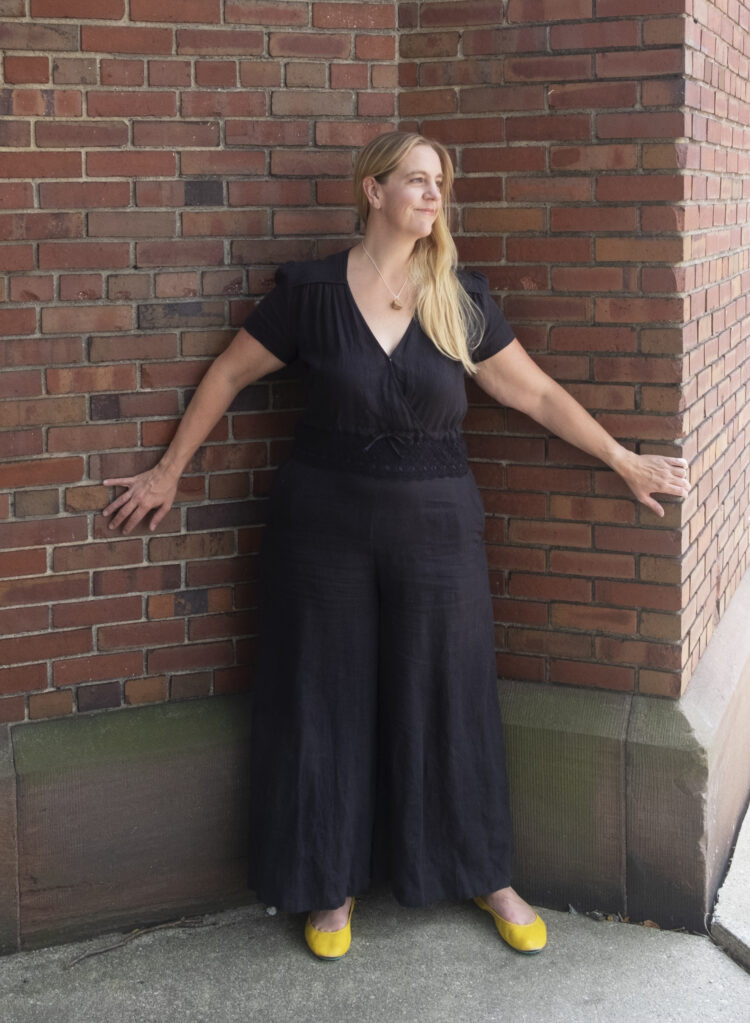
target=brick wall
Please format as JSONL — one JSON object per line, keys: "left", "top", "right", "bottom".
{"left": 400, "top": 0, "right": 703, "bottom": 698}
{"left": 1, "top": 1, "right": 749, "bottom": 722}
{"left": 0, "top": 0, "right": 398, "bottom": 724}
{"left": 681, "top": 0, "right": 750, "bottom": 685}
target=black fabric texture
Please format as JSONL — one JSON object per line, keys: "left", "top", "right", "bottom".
{"left": 244, "top": 248, "right": 516, "bottom": 911}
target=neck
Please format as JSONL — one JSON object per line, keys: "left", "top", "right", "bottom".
{"left": 360, "top": 227, "right": 415, "bottom": 274}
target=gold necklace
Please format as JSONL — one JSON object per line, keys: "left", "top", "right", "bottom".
{"left": 361, "top": 243, "right": 408, "bottom": 310}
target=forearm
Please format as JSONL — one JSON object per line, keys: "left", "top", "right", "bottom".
{"left": 156, "top": 358, "right": 241, "bottom": 482}
{"left": 529, "top": 377, "right": 634, "bottom": 475}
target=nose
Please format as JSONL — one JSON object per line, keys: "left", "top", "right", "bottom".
{"left": 424, "top": 179, "right": 441, "bottom": 200}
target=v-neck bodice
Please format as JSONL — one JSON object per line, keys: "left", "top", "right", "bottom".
{"left": 243, "top": 248, "right": 515, "bottom": 479}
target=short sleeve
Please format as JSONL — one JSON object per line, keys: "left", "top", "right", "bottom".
{"left": 460, "top": 270, "right": 516, "bottom": 364}
{"left": 242, "top": 264, "right": 298, "bottom": 364}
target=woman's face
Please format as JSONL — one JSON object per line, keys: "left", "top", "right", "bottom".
{"left": 368, "top": 144, "right": 444, "bottom": 239}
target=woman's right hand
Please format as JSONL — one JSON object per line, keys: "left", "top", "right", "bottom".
{"left": 102, "top": 463, "right": 180, "bottom": 535}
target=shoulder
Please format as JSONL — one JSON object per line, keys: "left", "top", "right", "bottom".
{"left": 456, "top": 268, "right": 490, "bottom": 300}
{"left": 274, "top": 249, "right": 349, "bottom": 289}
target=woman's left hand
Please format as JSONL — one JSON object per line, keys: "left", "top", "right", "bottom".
{"left": 613, "top": 450, "right": 690, "bottom": 517}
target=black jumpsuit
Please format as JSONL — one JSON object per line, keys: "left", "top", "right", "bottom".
{"left": 244, "top": 248, "right": 516, "bottom": 913}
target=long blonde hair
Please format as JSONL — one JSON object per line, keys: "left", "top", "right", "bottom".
{"left": 353, "top": 131, "right": 484, "bottom": 375}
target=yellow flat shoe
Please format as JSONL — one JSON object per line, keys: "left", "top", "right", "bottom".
{"left": 304, "top": 898, "right": 355, "bottom": 961}
{"left": 474, "top": 896, "right": 547, "bottom": 954}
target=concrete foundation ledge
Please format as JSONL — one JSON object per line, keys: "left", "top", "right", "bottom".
{"left": 1, "top": 573, "right": 749, "bottom": 952}
{"left": 501, "top": 568, "right": 750, "bottom": 933}
{"left": 2, "top": 695, "right": 253, "bottom": 952}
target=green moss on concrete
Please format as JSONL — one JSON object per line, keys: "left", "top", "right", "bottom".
{"left": 12, "top": 694, "right": 252, "bottom": 779}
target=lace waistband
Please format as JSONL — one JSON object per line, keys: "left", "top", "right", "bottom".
{"left": 290, "top": 423, "right": 469, "bottom": 479}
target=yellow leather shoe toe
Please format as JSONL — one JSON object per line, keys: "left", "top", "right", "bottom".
{"left": 474, "top": 896, "right": 547, "bottom": 954}
{"left": 304, "top": 898, "right": 355, "bottom": 961}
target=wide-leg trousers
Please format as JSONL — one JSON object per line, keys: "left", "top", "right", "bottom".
{"left": 247, "top": 459, "right": 513, "bottom": 912}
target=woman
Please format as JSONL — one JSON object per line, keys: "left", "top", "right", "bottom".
{"left": 103, "top": 131, "right": 690, "bottom": 961}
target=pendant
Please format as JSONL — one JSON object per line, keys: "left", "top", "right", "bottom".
{"left": 391, "top": 299, "right": 403, "bottom": 310}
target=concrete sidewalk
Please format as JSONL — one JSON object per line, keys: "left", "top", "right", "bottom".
{"left": 2, "top": 891, "right": 749, "bottom": 1023}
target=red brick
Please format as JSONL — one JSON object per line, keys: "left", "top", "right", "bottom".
{"left": 38, "top": 181, "right": 129, "bottom": 209}
{"left": 35, "top": 120, "right": 128, "bottom": 148}
{"left": 0, "top": 572, "right": 89, "bottom": 608}
{"left": 99, "top": 58, "right": 143, "bottom": 86}
{"left": 507, "top": 0, "right": 592, "bottom": 19}
{"left": 509, "top": 520, "right": 592, "bottom": 547}
{"left": 195, "top": 60, "right": 237, "bottom": 86}
{"left": 508, "top": 574, "right": 592, "bottom": 602}
{"left": 595, "top": 637, "right": 681, "bottom": 671}
{"left": 595, "top": 580, "right": 681, "bottom": 611}
{"left": 0, "top": 628, "right": 91, "bottom": 666}
{"left": 228, "top": 0, "right": 307, "bottom": 24}
{"left": 59, "top": 273, "right": 102, "bottom": 301}
{"left": 0, "top": 396, "right": 87, "bottom": 431}
{"left": 239, "top": 60, "right": 282, "bottom": 86}
{"left": 506, "top": 114, "right": 590, "bottom": 142}
{"left": 550, "top": 659, "right": 634, "bottom": 691}
{"left": 0, "top": 455, "right": 83, "bottom": 489}
{"left": 0, "top": 22, "right": 78, "bottom": 49}
{"left": 182, "top": 91, "right": 265, "bottom": 117}
{"left": 53, "top": 540, "right": 144, "bottom": 573}
{"left": 549, "top": 550, "right": 636, "bottom": 578}
{"left": 548, "top": 81, "right": 638, "bottom": 110}
{"left": 0, "top": 663, "right": 47, "bottom": 697}
{"left": 148, "top": 59, "right": 192, "bottom": 86}
{"left": 94, "top": 564, "right": 181, "bottom": 596}
{"left": 552, "top": 20, "right": 639, "bottom": 50}
{"left": 4, "top": 55, "right": 49, "bottom": 83}
{"left": 356, "top": 35, "right": 396, "bottom": 60}
{"left": 399, "top": 33, "right": 459, "bottom": 58}
{"left": 596, "top": 48, "right": 683, "bottom": 79}
{"left": 273, "top": 210, "right": 357, "bottom": 235}
{"left": 182, "top": 209, "right": 266, "bottom": 237}
{"left": 133, "top": 121, "right": 219, "bottom": 148}
{"left": 136, "top": 239, "right": 224, "bottom": 267}
{"left": 229, "top": 180, "right": 312, "bottom": 207}
{"left": 46, "top": 365, "right": 137, "bottom": 395}
{"left": 54, "top": 651, "right": 144, "bottom": 686}
{"left": 0, "top": 183, "right": 34, "bottom": 210}
{"left": 124, "top": 676, "right": 169, "bottom": 705}
{"left": 550, "top": 603, "right": 637, "bottom": 634}
{"left": 130, "top": 0, "right": 220, "bottom": 19}
{"left": 88, "top": 91, "right": 176, "bottom": 117}
{"left": 596, "top": 0, "right": 684, "bottom": 15}
{"left": 81, "top": 25, "right": 172, "bottom": 53}
{"left": 595, "top": 525, "right": 682, "bottom": 556}
{"left": 0, "top": 150, "right": 81, "bottom": 179}
{"left": 147, "top": 641, "right": 234, "bottom": 673}
{"left": 41, "top": 305, "right": 133, "bottom": 334}
{"left": 549, "top": 206, "right": 637, "bottom": 233}
{"left": 597, "top": 111, "right": 687, "bottom": 139}
{"left": 86, "top": 151, "right": 177, "bottom": 177}
{"left": 596, "top": 175, "right": 688, "bottom": 202}
{"left": 48, "top": 422, "right": 138, "bottom": 453}
{"left": 314, "top": 122, "right": 393, "bottom": 148}
{"left": 177, "top": 28, "right": 263, "bottom": 54}
{"left": 313, "top": 2, "right": 393, "bottom": 27}
{"left": 98, "top": 619, "right": 184, "bottom": 651}
{"left": 29, "top": 690, "right": 75, "bottom": 719}
{"left": 0, "top": 549, "right": 47, "bottom": 579}
{"left": 506, "top": 55, "right": 592, "bottom": 82}
{"left": 32, "top": 0, "right": 123, "bottom": 14}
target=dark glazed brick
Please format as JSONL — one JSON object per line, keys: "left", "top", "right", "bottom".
{"left": 186, "top": 500, "right": 266, "bottom": 531}
{"left": 77, "top": 682, "right": 121, "bottom": 712}
{"left": 138, "top": 302, "right": 225, "bottom": 329}
{"left": 184, "top": 179, "right": 224, "bottom": 206}
{"left": 175, "top": 589, "right": 209, "bottom": 615}
{"left": 91, "top": 394, "right": 121, "bottom": 420}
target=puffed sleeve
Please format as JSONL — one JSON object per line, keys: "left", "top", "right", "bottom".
{"left": 460, "top": 270, "right": 516, "bottom": 363}
{"left": 242, "top": 263, "right": 298, "bottom": 364}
